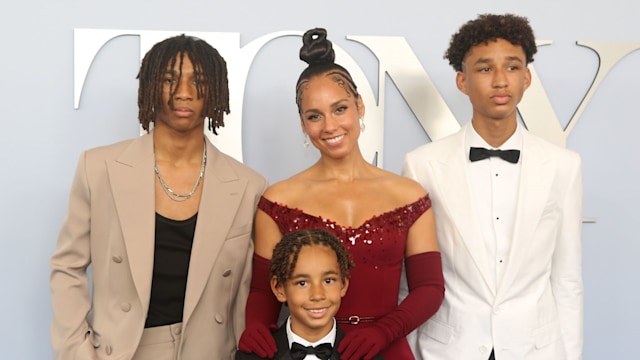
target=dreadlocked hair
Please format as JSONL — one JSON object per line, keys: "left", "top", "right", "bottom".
{"left": 270, "top": 229, "right": 355, "bottom": 287}
{"left": 136, "top": 34, "right": 230, "bottom": 134}
{"left": 445, "top": 13, "right": 538, "bottom": 72}
{"left": 295, "top": 28, "right": 359, "bottom": 114}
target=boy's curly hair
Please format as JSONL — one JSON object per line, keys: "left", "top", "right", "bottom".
{"left": 445, "top": 13, "right": 537, "bottom": 72}
{"left": 270, "top": 229, "right": 355, "bottom": 287}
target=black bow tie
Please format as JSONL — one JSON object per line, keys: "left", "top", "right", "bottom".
{"left": 290, "top": 342, "right": 333, "bottom": 360}
{"left": 469, "top": 147, "right": 520, "bottom": 164}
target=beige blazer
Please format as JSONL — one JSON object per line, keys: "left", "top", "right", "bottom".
{"left": 402, "top": 123, "right": 583, "bottom": 360}
{"left": 50, "top": 133, "right": 267, "bottom": 360}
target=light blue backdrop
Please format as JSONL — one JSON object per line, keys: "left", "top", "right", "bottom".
{"left": 1, "top": 0, "right": 638, "bottom": 359}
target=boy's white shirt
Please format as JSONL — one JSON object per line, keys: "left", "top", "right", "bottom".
{"left": 466, "top": 123, "right": 523, "bottom": 288}
{"left": 286, "top": 316, "right": 337, "bottom": 359}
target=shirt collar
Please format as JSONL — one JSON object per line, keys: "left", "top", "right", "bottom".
{"left": 466, "top": 121, "right": 523, "bottom": 151}
{"left": 286, "top": 317, "right": 337, "bottom": 348}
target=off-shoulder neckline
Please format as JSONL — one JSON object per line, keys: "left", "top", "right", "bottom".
{"left": 259, "top": 194, "right": 429, "bottom": 231}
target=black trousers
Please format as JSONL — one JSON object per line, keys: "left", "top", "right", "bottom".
{"left": 488, "top": 349, "right": 495, "bottom": 360}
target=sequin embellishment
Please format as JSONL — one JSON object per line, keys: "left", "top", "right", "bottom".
{"left": 258, "top": 195, "right": 431, "bottom": 265}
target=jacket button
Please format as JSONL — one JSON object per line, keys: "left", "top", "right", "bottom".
{"left": 120, "top": 302, "right": 131, "bottom": 312}
{"left": 90, "top": 332, "right": 100, "bottom": 348}
{"left": 222, "top": 269, "right": 232, "bottom": 277}
{"left": 105, "top": 345, "right": 113, "bottom": 355}
{"left": 215, "top": 314, "right": 223, "bottom": 324}
{"left": 112, "top": 255, "right": 123, "bottom": 263}
{"left": 173, "top": 326, "right": 182, "bottom": 335}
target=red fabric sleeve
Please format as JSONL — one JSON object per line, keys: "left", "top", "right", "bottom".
{"left": 375, "top": 251, "right": 445, "bottom": 342}
{"left": 245, "top": 253, "right": 282, "bottom": 326}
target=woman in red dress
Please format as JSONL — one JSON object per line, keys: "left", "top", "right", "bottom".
{"left": 239, "top": 28, "right": 444, "bottom": 359}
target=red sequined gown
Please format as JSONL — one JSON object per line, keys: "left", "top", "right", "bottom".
{"left": 258, "top": 194, "right": 432, "bottom": 359}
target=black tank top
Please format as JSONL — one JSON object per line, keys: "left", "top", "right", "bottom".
{"left": 144, "top": 212, "right": 197, "bottom": 328}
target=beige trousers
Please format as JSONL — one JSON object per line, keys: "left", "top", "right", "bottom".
{"left": 132, "top": 323, "right": 182, "bottom": 360}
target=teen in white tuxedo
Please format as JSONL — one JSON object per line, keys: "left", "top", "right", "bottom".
{"left": 402, "top": 14, "right": 583, "bottom": 360}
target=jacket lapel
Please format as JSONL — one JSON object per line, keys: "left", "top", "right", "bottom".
{"left": 182, "top": 139, "right": 249, "bottom": 324}
{"left": 107, "top": 134, "right": 156, "bottom": 311}
{"left": 273, "top": 324, "right": 293, "bottom": 360}
{"left": 331, "top": 327, "right": 345, "bottom": 360}
{"left": 434, "top": 124, "right": 496, "bottom": 295}
{"left": 496, "top": 131, "right": 554, "bottom": 296}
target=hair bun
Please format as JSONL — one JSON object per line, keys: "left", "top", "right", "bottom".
{"left": 299, "top": 28, "right": 335, "bottom": 65}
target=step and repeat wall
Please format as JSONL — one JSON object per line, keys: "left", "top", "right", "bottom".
{"left": 1, "top": 1, "right": 638, "bottom": 358}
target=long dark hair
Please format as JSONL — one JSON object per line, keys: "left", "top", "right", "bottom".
{"left": 137, "top": 34, "right": 230, "bottom": 134}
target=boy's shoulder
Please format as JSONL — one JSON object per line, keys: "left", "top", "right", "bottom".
{"left": 234, "top": 324, "right": 288, "bottom": 360}
{"left": 236, "top": 323, "right": 385, "bottom": 359}
{"left": 405, "top": 126, "right": 465, "bottom": 162}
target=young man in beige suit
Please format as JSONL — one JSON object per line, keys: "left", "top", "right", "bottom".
{"left": 403, "top": 14, "right": 583, "bottom": 360}
{"left": 50, "top": 34, "right": 267, "bottom": 360}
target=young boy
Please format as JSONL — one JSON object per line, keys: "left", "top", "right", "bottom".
{"left": 236, "top": 229, "right": 383, "bottom": 360}
{"left": 403, "top": 13, "right": 583, "bottom": 360}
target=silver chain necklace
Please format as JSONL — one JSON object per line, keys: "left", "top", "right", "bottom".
{"left": 154, "top": 142, "right": 207, "bottom": 202}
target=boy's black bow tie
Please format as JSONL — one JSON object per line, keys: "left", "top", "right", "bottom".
{"left": 290, "top": 342, "right": 333, "bottom": 360}
{"left": 469, "top": 147, "right": 520, "bottom": 164}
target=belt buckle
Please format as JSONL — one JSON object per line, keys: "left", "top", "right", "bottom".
{"left": 348, "top": 315, "right": 360, "bottom": 325}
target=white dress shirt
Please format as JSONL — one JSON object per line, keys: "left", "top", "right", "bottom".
{"left": 465, "top": 123, "right": 523, "bottom": 289}
{"left": 286, "top": 317, "right": 337, "bottom": 360}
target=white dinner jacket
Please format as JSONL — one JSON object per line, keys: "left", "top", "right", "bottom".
{"left": 402, "top": 123, "right": 583, "bottom": 360}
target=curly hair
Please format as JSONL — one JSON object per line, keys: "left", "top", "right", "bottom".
{"left": 295, "top": 28, "right": 359, "bottom": 114}
{"left": 444, "top": 14, "right": 538, "bottom": 72}
{"left": 136, "top": 34, "right": 230, "bottom": 134}
{"left": 270, "top": 229, "right": 355, "bottom": 287}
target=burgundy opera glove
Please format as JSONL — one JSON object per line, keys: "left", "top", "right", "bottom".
{"left": 337, "top": 324, "right": 387, "bottom": 360}
{"left": 389, "top": 251, "right": 445, "bottom": 336}
{"left": 237, "top": 322, "right": 278, "bottom": 357}
{"left": 238, "top": 254, "right": 281, "bottom": 357}
{"left": 338, "top": 251, "right": 444, "bottom": 357}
